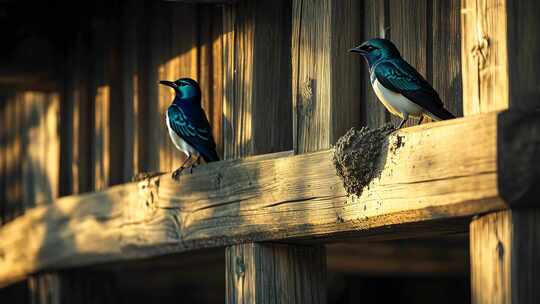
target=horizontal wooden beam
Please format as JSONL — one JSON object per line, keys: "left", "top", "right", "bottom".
{"left": 0, "top": 111, "right": 538, "bottom": 287}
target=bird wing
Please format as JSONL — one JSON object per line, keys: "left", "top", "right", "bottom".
{"left": 167, "top": 104, "right": 219, "bottom": 162}
{"left": 374, "top": 60, "right": 450, "bottom": 117}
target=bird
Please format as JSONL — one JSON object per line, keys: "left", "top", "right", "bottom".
{"left": 349, "top": 38, "right": 455, "bottom": 129}
{"left": 159, "top": 78, "right": 219, "bottom": 179}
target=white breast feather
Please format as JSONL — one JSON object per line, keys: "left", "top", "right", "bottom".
{"left": 166, "top": 111, "right": 198, "bottom": 157}
{"left": 371, "top": 79, "right": 424, "bottom": 119}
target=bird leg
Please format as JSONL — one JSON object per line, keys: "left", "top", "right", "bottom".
{"left": 189, "top": 156, "right": 201, "bottom": 174}
{"left": 172, "top": 155, "right": 192, "bottom": 180}
{"left": 417, "top": 116, "right": 424, "bottom": 125}
{"left": 397, "top": 117, "right": 408, "bottom": 129}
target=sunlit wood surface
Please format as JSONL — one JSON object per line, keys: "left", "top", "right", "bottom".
{"left": 0, "top": 112, "right": 519, "bottom": 287}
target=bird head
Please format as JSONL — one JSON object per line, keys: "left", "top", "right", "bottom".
{"left": 159, "top": 77, "right": 201, "bottom": 103}
{"left": 349, "top": 38, "right": 401, "bottom": 66}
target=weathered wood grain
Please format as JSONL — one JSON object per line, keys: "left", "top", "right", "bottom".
{"left": 22, "top": 92, "right": 60, "bottom": 207}
{"left": 390, "top": 0, "right": 428, "bottom": 128}
{"left": 470, "top": 210, "right": 540, "bottom": 304}
{"left": 0, "top": 112, "right": 514, "bottom": 287}
{"left": 199, "top": 4, "right": 224, "bottom": 157}
{"left": 226, "top": 243, "right": 326, "bottom": 304}
{"left": 120, "top": 0, "right": 140, "bottom": 181}
{"left": 292, "top": 0, "right": 361, "bottom": 153}
{"left": 91, "top": 20, "right": 110, "bottom": 191}
{"left": 461, "top": 0, "right": 509, "bottom": 115}
{"left": 361, "top": 0, "right": 390, "bottom": 128}
{"left": 432, "top": 0, "right": 462, "bottom": 117}
{"left": 222, "top": 0, "right": 292, "bottom": 159}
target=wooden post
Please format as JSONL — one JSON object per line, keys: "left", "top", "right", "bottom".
{"left": 223, "top": 1, "right": 325, "bottom": 302}
{"left": 470, "top": 210, "right": 540, "bottom": 303}
{"left": 462, "top": 1, "right": 540, "bottom": 303}
{"left": 28, "top": 271, "right": 118, "bottom": 304}
{"left": 226, "top": 243, "right": 326, "bottom": 304}
{"left": 222, "top": 0, "right": 293, "bottom": 159}
{"left": 291, "top": 0, "right": 361, "bottom": 153}
{"left": 461, "top": 0, "right": 540, "bottom": 115}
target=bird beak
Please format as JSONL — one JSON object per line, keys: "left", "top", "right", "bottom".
{"left": 159, "top": 80, "right": 177, "bottom": 88}
{"left": 349, "top": 47, "right": 366, "bottom": 55}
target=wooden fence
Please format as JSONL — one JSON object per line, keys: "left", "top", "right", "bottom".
{"left": 0, "top": 0, "right": 539, "bottom": 303}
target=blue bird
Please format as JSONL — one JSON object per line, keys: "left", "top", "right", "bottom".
{"left": 350, "top": 38, "right": 455, "bottom": 128}
{"left": 159, "top": 78, "right": 219, "bottom": 179}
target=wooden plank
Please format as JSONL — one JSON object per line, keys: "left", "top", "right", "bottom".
{"left": 199, "top": 4, "right": 224, "bottom": 157}
{"left": 141, "top": 1, "right": 166, "bottom": 173}
{"left": 470, "top": 210, "right": 540, "bottom": 304}
{"left": 361, "top": 0, "right": 389, "bottom": 128}
{"left": 13, "top": 93, "right": 24, "bottom": 217}
{"left": 91, "top": 20, "right": 109, "bottom": 191}
{"left": 76, "top": 34, "right": 93, "bottom": 194}
{"left": 222, "top": 0, "right": 292, "bottom": 159}
{"left": 120, "top": 0, "right": 139, "bottom": 181}
{"left": 461, "top": 0, "right": 509, "bottom": 115}
{"left": 462, "top": 4, "right": 540, "bottom": 303}
{"left": 106, "top": 20, "right": 125, "bottom": 186}
{"left": 0, "top": 112, "right": 519, "bottom": 287}
{"left": 292, "top": 0, "right": 361, "bottom": 153}
{"left": 389, "top": 0, "right": 428, "bottom": 128}
{"left": 432, "top": 0, "right": 462, "bottom": 117}
{"left": 506, "top": 1, "right": 540, "bottom": 110}
{"left": 226, "top": 243, "right": 326, "bottom": 304}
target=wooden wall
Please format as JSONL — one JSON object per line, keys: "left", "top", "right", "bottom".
{"left": 361, "top": 0, "right": 462, "bottom": 128}
{"left": 61, "top": 0, "right": 225, "bottom": 194}
{"left": 0, "top": 0, "right": 468, "bottom": 302}
{"left": 0, "top": 91, "right": 60, "bottom": 224}
{"left": 0, "top": 0, "right": 462, "bottom": 224}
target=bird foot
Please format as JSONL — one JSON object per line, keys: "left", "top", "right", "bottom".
{"left": 172, "top": 167, "right": 185, "bottom": 180}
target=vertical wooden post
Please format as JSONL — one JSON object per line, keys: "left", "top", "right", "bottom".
{"left": 222, "top": 0, "right": 293, "bottom": 159}
{"left": 223, "top": 1, "right": 325, "bottom": 302}
{"left": 226, "top": 243, "right": 326, "bottom": 304}
{"left": 28, "top": 271, "right": 118, "bottom": 304}
{"left": 462, "top": 2, "right": 540, "bottom": 303}
{"left": 291, "top": 0, "right": 361, "bottom": 153}
{"left": 470, "top": 210, "right": 540, "bottom": 303}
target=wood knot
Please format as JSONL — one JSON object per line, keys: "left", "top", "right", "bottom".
{"left": 496, "top": 241, "right": 505, "bottom": 259}
{"left": 215, "top": 172, "right": 223, "bottom": 188}
{"left": 301, "top": 79, "right": 313, "bottom": 101}
{"left": 471, "top": 37, "right": 489, "bottom": 69}
{"left": 235, "top": 256, "right": 245, "bottom": 277}
{"left": 298, "top": 79, "right": 314, "bottom": 116}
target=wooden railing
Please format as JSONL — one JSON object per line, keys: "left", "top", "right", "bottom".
{"left": 1, "top": 110, "right": 538, "bottom": 290}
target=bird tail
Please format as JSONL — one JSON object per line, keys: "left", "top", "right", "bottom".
{"left": 427, "top": 107, "right": 456, "bottom": 121}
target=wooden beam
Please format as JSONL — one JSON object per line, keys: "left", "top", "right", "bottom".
{"left": 470, "top": 210, "right": 540, "bottom": 303}
{"left": 226, "top": 243, "right": 326, "bottom": 304}
{"left": 291, "top": 0, "right": 361, "bottom": 153}
{"left": 0, "top": 111, "right": 523, "bottom": 287}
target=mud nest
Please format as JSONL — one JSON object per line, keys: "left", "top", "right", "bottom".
{"left": 333, "top": 124, "right": 394, "bottom": 196}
